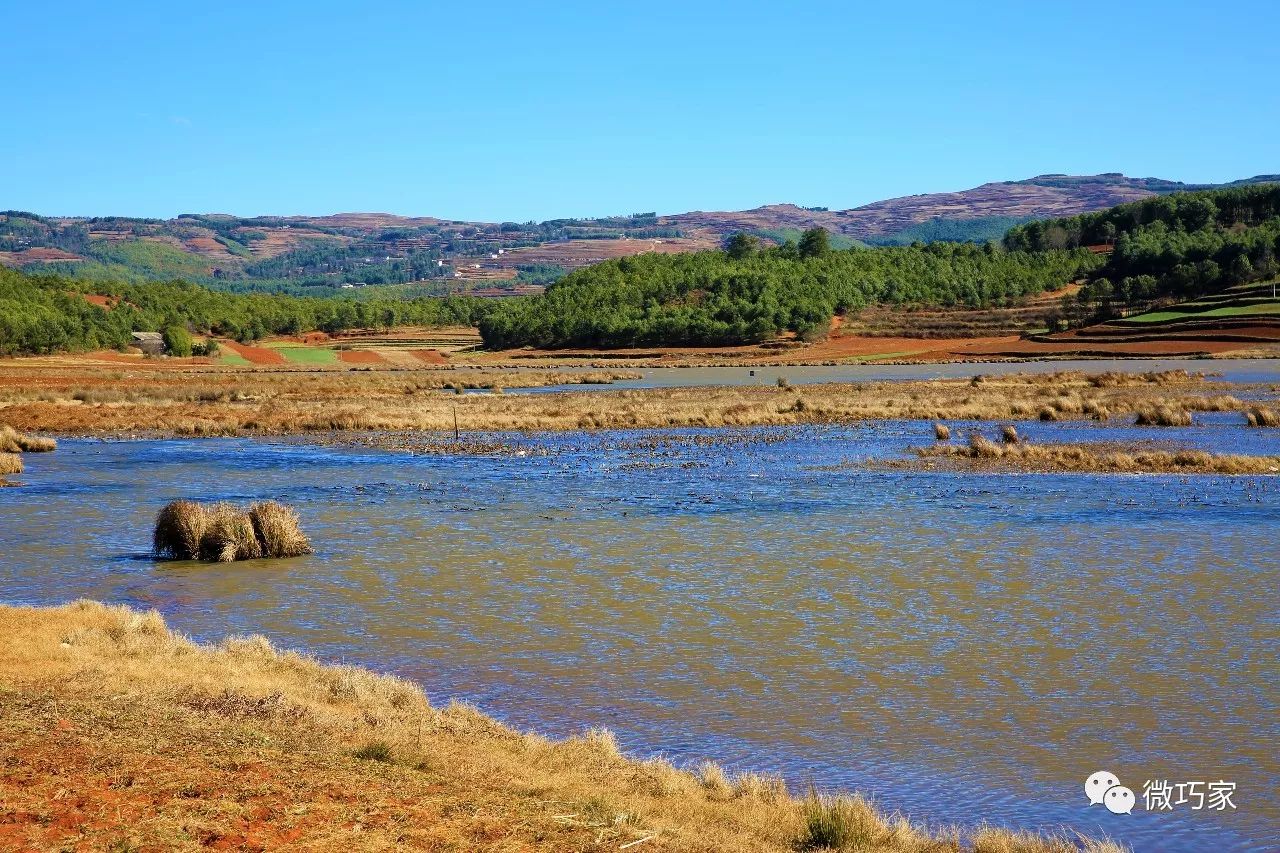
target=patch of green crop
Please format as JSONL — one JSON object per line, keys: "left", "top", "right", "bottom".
{"left": 269, "top": 345, "right": 337, "bottom": 364}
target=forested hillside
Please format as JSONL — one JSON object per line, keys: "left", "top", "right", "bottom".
{"left": 477, "top": 234, "right": 1097, "bottom": 349}
{"left": 1004, "top": 184, "right": 1280, "bottom": 320}
{"left": 0, "top": 267, "right": 487, "bottom": 356}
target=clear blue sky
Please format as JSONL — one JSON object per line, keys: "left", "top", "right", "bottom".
{"left": 4, "top": 1, "right": 1277, "bottom": 221}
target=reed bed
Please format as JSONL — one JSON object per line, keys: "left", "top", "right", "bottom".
{"left": 0, "top": 362, "right": 1269, "bottom": 439}
{"left": 1245, "top": 406, "right": 1280, "bottom": 427}
{"left": 0, "top": 423, "right": 56, "bottom": 453}
{"left": 0, "top": 600, "right": 1128, "bottom": 853}
{"left": 154, "top": 499, "right": 312, "bottom": 562}
{"left": 0, "top": 452, "right": 22, "bottom": 476}
{"left": 915, "top": 432, "right": 1280, "bottom": 474}
{"left": 1133, "top": 404, "right": 1193, "bottom": 426}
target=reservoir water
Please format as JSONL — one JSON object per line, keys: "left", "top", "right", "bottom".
{"left": 2, "top": 415, "right": 1277, "bottom": 851}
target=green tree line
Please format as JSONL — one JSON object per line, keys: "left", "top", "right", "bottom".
{"left": 1004, "top": 184, "right": 1280, "bottom": 318}
{"left": 477, "top": 230, "right": 1097, "bottom": 349}
{"left": 0, "top": 266, "right": 492, "bottom": 356}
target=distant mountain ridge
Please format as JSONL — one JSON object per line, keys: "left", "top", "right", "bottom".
{"left": 2, "top": 173, "right": 1275, "bottom": 292}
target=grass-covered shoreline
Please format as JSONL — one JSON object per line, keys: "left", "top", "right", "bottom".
{"left": 0, "top": 601, "right": 1125, "bottom": 852}
{"left": 0, "top": 363, "right": 1268, "bottom": 439}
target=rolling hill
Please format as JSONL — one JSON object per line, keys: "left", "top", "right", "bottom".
{"left": 3, "top": 173, "right": 1275, "bottom": 293}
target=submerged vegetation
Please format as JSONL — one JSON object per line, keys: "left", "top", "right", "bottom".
{"left": 153, "top": 499, "right": 312, "bottom": 562}
{"left": 0, "top": 601, "right": 1127, "bottom": 852}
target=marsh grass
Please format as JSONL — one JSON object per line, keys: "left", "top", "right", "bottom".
{"left": 249, "top": 500, "right": 313, "bottom": 557}
{"left": 154, "top": 499, "right": 310, "bottom": 562}
{"left": 0, "top": 452, "right": 22, "bottom": 476}
{"left": 0, "top": 364, "right": 1270, "bottom": 440}
{"left": 917, "top": 438, "right": 1280, "bottom": 475}
{"left": 203, "top": 504, "right": 264, "bottom": 563}
{"left": 1245, "top": 406, "right": 1280, "bottom": 427}
{"left": 799, "top": 790, "right": 892, "bottom": 850}
{"left": 933, "top": 423, "right": 950, "bottom": 440}
{"left": 0, "top": 424, "right": 56, "bottom": 453}
{"left": 353, "top": 740, "right": 394, "bottom": 763}
{"left": 1133, "top": 404, "right": 1193, "bottom": 426}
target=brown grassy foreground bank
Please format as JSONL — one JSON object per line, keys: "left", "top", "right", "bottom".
{"left": 0, "top": 602, "right": 1125, "bottom": 852}
{"left": 0, "top": 362, "right": 1266, "bottom": 438}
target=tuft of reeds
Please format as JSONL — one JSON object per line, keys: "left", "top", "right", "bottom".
{"left": 353, "top": 740, "right": 394, "bottom": 763}
{"left": 248, "top": 501, "right": 313, "bottom": 558}
{"left": 1245, "top": 406, "right": 1280, "bottom": 427}
{"left": 202, "top": 503, "right": 264, "bottom": 563}
{"left": 916, "top": 440, "right": 1280, "bottom": 475}
{"left": 0, "top": 424, "right": 56, "bottom": 453}
{"left": 798, "top": 789, "right": 888, "bottom": 851}
{"left": 154, "top": 499, "right": 311, "bottom": 562}
{"left": 968, "top": 433, "right": 1004, "bottom": 458}
{"left": 933, "top": 423, "right": 950, "bottom": 441}
{"left": 0, "top": 453, "right": 23, "bottom": 476}
{"left": 1000, "top": 424, "right": 1019, "bottom": 444}
{"left": 1134, "top": 404, "right": 1192, "bottom": 427}
{"left": 152, "top": 499, "right": 211, "bottom": 560}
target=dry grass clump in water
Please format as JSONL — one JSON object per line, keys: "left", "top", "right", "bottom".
{"left": 917, "top": 434, "right": 1280, "bottom": 475}
{"left": 153, "top": 499, "right": 311, "bottom": 562}
{"left": 1133, "top": 404, "right": 1192, "bottom": 426}
{"left": 1000, "top": 424, "right": 1019, "bottom": 444}
{"left": 249, "top": 500, "right": 314, "bottom": 557}
{"left": 1245, "top": 406, "right": 1280, "bottom": 427}
{"left": 0, "top": 601, "right": 1129, "bottom": 853}
{"left": 0, "top": 452, "right": 22, "bottom": 477}
{"left": 933, "top": 423, "right": 950, "bottom": 440}
{"left": 0, "top": 423, "right": 56, "bottom": 453}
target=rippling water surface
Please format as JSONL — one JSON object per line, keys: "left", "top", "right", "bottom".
{"left": 3, "top": 415, "right": 1277, "bottom": 851}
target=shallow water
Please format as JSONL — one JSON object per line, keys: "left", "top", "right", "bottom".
{"left": 3, "top": 417, "right": 1278, "bottom": 852}
{"left": 514, "top": 357, "right": 1280, "bottom": 392}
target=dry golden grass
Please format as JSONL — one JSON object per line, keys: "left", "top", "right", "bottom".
{"left": 249, "top": 500, "right": 314, "bottom": 558}
{"left": 0, "top": 451, "right": 22, "bottom": 476}
{"left": 915, "top": 432, "right": 1280, "bottom": 474}
{"left": 1133, "top": 404, "right": 1193, "bottom": 427}
{"left": 0, "top": 422, "right": 57, "bottom": 452}
{"left": 153, "top": 500, "right": 311, "bottom": 562}
{"left": 1245, "top": 406, "right": 1280, "bottom": 427}
{"left": 933, "top": 423, "right": 951, "bottom": 440}
{"left": 0, "top": 363, "right": 1268, "bottom": 439}
{"left": 0, "top": 601, "right": 1127, "bottom": 853}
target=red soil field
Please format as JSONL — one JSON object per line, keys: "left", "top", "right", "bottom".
{"left": 411, "top": 349, "right": 448, "bottom": 365}
{"left": 336, "top": 349, "right": 386, "bottom": 365}
{"left": 220, "top": 340, "right": 287, "bottom": 365}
